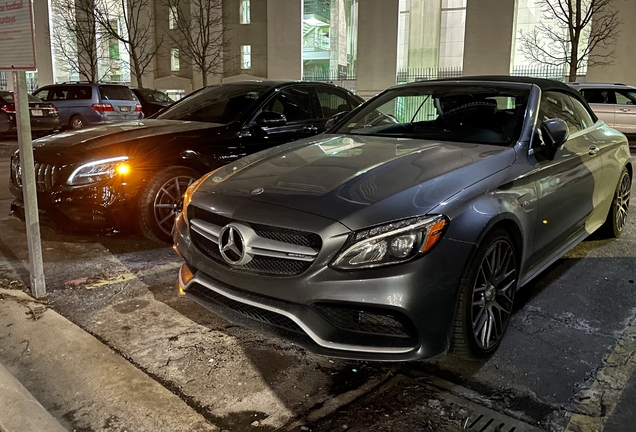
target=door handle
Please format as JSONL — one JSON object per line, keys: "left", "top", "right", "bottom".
{"left": 589, "top": 145, "right": 600, "bottom": 156}
{"left": 303, "top": 125, "right": 318, "bottom": 133}
{"left": 620, "top": 108, "right": 631, "bottom": 112}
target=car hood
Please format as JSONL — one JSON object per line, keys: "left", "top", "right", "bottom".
{"left": 30, "top": 119, "right": 224, "bottom": 163}
{"left": 194, "top": 134, "right": 517, "bottom": 230}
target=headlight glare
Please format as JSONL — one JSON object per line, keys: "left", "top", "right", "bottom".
{"left": 332, "top": 215, "right": 447, "bottom": 270}
{"left": 67, "top": 156, "right": 129, "bottom": 186}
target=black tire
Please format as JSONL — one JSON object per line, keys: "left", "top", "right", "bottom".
{"left": 450, "top": 228, "right": 518, "bottom": 359}
{"left": 600, "top": 167, "right": 631, "bottom": 239}
{"left": 138, "top": 166, "right": 200, "bottom": 243}
{"left": 69, "top": 115, "right": 87, "bottom": 129}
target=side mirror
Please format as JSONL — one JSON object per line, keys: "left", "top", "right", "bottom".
{"left": 540, "top": 118, "right": 569, "bottom": 150}
{"left": 325, "top": 111, "right": 348, "bottom": 131}
{"left": 255, "top": 111, "right": 287, "bottom": 127}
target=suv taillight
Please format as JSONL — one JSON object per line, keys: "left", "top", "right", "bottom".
{"left": 135, "top": 104, "right": 143, "bottom": 112}
{"left": 92, "top": 103, "right": 114, "bottom": 113}
{"left": 1, "top": 104, "right": 16, "bottom": 113}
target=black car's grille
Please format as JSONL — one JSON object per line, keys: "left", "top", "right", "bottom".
{"left": 188, "top": 206, "right": 322, "bottom": 250}
{"left": 312, "top": 304, "right": 414, "bottom": 338}
{"left": 11, "top": 155, "right": 58, "bottom": 191}
{"left": 189, "top": 283, "right": 304, "bottom": 333}
{"left": 191, "top": 230, "right": 312, "bottom": 276}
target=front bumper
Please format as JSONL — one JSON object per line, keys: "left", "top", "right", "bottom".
{"left": 174, "top": 206, "right": 475, "bottom": 361}
{"left": 9, "top": 179, "right": 142, "bottom": 234}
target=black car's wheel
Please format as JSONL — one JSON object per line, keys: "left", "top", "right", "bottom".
{"left": 139, "top": 166, "right": 199, "bottom": 243}
{"left": 601, "top": 167, "right": 631, "bottom": 239}
{"left": 70, "top": 115, "right": 87, "bottom": 129}
{"left": 450, "top": 228, "right": 518, "bottom": 359}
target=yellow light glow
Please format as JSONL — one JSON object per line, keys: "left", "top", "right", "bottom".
{"left": 543, "top": 220, "right": 548, "bottom": 224}
{"left": 116, "top": 163, "right": 130, "bottom": 175}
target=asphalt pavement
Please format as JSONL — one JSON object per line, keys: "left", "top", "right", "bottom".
{"left": 0, "top": 136, "right": 635, "bottom": 431}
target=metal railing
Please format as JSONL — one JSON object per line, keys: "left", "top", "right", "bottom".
{"left": 303, "top": 69, "right": 356, "bottom": 82}
{"left": 397, "top": 67, "right": 463, "bottom": 84}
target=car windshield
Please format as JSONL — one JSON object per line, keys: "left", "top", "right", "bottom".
{"left": 156, "top": 85, "right": 270, "bottom": 124}
{"left": 137, "top": 89, "right": 173, "bottom": 103}
{"left": 335, "top": 85, "right": 530, "bottom": 146}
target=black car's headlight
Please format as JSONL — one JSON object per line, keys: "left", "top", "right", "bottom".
{"left": 67, "top": 156, "right": 129, "bottom": 186}
{"left": 331, "top": 215, "right": 448, "bottom": 270}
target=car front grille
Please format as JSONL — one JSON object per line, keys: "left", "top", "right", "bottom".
{"left": 191, "top": 230, "right": 313, "bottom": 276}
{"left": 11, "top": 155, "right": 58, "bottom": 191}
{"left": 189, "top": 283, "right": 304, "bottom": 333}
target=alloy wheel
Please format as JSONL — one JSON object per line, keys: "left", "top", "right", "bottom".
{"left": 471, "top": 239, "right": 517, "bottom": 351}
{"left": 153, "top": 175, "right": 196, "bottom": 237}
{"left": 615, "top": 172, "right": 631, "bottom": 232}
{"left": 71, "top": 118, "right": 84, "bottom": 129}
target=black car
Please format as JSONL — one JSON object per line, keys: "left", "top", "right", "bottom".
{"left": 9, "top": 81, "right": 363, "bottom": 242}
{"left": 131, "top": 88, "right": 174, "bottom": 117}
{"left": 0, "top": 91, "right": 61, "bottom": 135}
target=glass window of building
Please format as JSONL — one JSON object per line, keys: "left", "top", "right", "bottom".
{"left": 169, "top": 6, "right": 178, "bottom": 29}
{"left": 108, "top": 19, "right": 120, "bottom": 61}
{"left": 240, "top": 0, "right": 251, "bottom": 24}
{"left": 241, "top": 45, "right": 251, "bottom": 69}
{"left": 171, "top": 49, "right": 180, "bottom": 71}
{"left": 439, "top": 0, "right": 466, "bottom": 68}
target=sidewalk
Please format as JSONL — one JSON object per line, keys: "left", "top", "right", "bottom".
{"left": 0, "top": 288, "right": 218, "bottom": 432}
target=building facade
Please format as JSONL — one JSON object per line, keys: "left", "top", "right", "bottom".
{"left": 2, "top": 0, "right": 634, "bottom": 98}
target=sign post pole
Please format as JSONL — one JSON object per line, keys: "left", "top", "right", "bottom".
{"left": 13, "top": 70, "right": 46, "bottom": 298}
{"left": 0, "top": 0, "right": 46, "bottom": 298}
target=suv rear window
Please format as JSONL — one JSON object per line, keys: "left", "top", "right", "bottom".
{"left": 99, "top": 85, "right": 137, "bottom": 101}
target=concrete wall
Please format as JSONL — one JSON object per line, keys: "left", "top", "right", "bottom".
{"left": 462, "top": 0, "right": 516, "bottom": 76}
{"left": 266, "top": 0, "right": 301, "bottom": 80}
{"left": 223, "top": 0, "right": 268, "bottom": 78}
{"left": 587, "top": 0, "right": 636, "bottom": 84}
{"left": 33, "top": 0, "right": 54, "bottom": 87}
{"left": 153, "top": 0, "right": 193, "bottom": 90}
{"left": 356, "top": 0, "right": 399, "bottom": 99}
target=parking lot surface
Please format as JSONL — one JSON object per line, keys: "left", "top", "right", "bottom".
{"left": 0, "top": 137, "right": 635, "bottom": 431}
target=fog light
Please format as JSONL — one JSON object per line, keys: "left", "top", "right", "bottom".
{"left": 177, "top": 264, "right": 194, "bottom": 296}
{"left": 116, "top": 163, "right": 130, "bottom": 175}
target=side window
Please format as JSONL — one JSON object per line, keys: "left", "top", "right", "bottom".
{"left": 262, "top": 88, "right": 316, "bottom": 122}
{"left": 69, "top": 86, "right": 93, "bottom": 100}
{"left": 568, "top": 96, "right": 596, "bottom": 130}
{"left": 615, "top": 91, "right": 636, "bottom": 105}
{"left": 539, "top": 91, "right": 583, "bottom": 133}
{"left": 316, "top": 88, "right": 352, "bottom": 118}
{"left": 580, "top": 89, "right": 611, "bottom": 105}
{"left": 33, "top": 89, "right": 49, "bottom": 101}
{"left": 348, "top": 95, "right": 362, "bottom": 109}
{"left": 50, "top": 86, "right": 70, "bottom": 101}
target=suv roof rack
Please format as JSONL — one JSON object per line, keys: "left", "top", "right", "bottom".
{"left": 569, "top": 82, "right": 626, "bottom": 86}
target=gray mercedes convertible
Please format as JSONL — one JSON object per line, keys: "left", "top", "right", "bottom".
{"left": 173, "top": 77, "right": 632, "bottom": 361}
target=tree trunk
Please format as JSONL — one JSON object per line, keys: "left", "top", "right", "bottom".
{"left": 202, "top": 70, "right": 208, "bottom": 88}
{"left": 569, "top": 40, "right": 580, "bottom": 82}
{"left": 132, "top": 52, "right": 144, "bottom": 88}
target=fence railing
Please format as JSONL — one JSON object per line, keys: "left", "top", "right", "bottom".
{"left": 397, "top": 67, "right": 463, "bottom": 84}
{"left": 303, "top": 69, "right": 356, "bottom": 82}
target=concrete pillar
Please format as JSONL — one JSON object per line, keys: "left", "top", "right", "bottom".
{"left": 329, "top": 0, "right": 348, "bottom": 72}
{"left": 462, "top": 0, "right": 516, "bottom": 76}
{"left": 587, "top": 0, "right": 636, "bottom": 84}
{"left": 408, "top": 0, "right": 441, "bottom": 69}
{"left": 266, "top": 0, "right": 301, "bottom": 79}
{"left": 356, "top": 0, "right": 399, "bottom": 99}
{"left": 33, "top": 0, "right": 54, "bottom": 87}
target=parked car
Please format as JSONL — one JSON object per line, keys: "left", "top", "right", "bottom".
{"left": 0, "top": 91, "right": 61, "bottom": 136}
{"left": 9, "top": 81, "right": 363, "bottom": 242}
{"left": 173, "top": 76, "right": 632, "bottom": 361}
{"left": 568, "top": 82, "right": 636, "bottom": 140}
{"left": 131, "top": 88, "right": 174, "bottom": 117}
{"left": 32, "top": 83, "right": 143, "bottom": 130}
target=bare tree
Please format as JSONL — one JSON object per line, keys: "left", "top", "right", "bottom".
{"left": 518, "top": 0, "right": 621, "bottom": 82}
{"left": 162, "top": 0, "right": 225, "bottom": 87}
{"left": 49, "top": 0, "right": 104, "bottom": 82}
{"left": 92, "top": 0, "right": 162, "bottom": 88}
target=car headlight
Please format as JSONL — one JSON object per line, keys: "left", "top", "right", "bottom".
{"left": 67, "top": 156, "right": 129, "bottom": 186}
{"left": 182, "top": 166, "right": 224, "bottom": 226}
{"left": 331, "top": 215, "right": 448, "bottom": 270}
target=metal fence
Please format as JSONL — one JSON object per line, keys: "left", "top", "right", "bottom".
{"left": 303, "top": 69, "right": 356, "bottom": 82}
{"left": 511, "top": 65, "right": 587, "bottom": 82}
{"left": 397, "top": 67, "right": 463, "bottom": 84}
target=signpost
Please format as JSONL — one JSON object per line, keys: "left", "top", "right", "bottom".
{"left": 0, "top": 0, "right": 46, "bottom": 298}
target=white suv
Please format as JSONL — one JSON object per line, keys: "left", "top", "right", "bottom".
{"left": 568, "top": 82, "right": 636, "bottom": 140}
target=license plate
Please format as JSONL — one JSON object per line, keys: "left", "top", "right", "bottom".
{"left": 31, "top": 109, "right": 43, "bottom": 116}
{"left": 120, "top": 106, "right": 130, "bottom": 112}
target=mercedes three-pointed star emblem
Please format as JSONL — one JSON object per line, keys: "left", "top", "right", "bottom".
{"left": 218, "top": 224, "right": 252, "bottom": 265}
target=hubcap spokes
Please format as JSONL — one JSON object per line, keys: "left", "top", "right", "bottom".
{"left": 154, "top": 176, "right": 195, "bottom": 236}
{"left": 615, "top": 173, "right": 631, "bottom": 232}
{"left": 472, "top": 240, "right": 517, "bottom": 350}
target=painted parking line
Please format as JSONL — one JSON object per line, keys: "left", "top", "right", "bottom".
{"left": 81, "top": 262, "right": 182, "bottom": 290}
{"left": 565, "top": 310, "right": 636, "bottom": 431}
